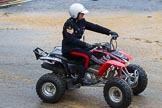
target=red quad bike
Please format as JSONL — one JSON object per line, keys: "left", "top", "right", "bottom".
{"left": 33, "top": 37, "right": 148, "bottom": 108}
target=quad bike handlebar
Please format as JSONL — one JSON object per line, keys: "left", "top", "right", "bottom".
{"left": 110, "top": 37, "right": 117, "bottom": 50}
{"left": 91, "top": 37, "right": 118, "bottom": 51}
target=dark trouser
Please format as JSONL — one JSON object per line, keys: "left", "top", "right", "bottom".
{"left": 63, "top": 48, "right": 91, "bottom": 83}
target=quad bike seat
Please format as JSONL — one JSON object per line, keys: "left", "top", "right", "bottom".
{"left": 50, "top": 47, "right": 82, "bottom": 65}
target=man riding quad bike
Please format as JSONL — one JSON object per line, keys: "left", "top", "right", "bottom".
{"left": 33, "top": 3, "right": 148, "bottom": 108}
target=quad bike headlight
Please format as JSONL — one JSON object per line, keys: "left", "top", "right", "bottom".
{"left": 126, "top": 61, "right": 130, "bottom": 66}
{"left": 123, "top": 59, "right": 129, "bottom": 66}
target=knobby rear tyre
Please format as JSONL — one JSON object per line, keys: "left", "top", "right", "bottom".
{"left": 36, "top": 73, "right": 66, "bottom": 103}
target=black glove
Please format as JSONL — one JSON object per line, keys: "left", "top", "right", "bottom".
{"left": 109, "top": 31, "right": 119, "bottom": 40}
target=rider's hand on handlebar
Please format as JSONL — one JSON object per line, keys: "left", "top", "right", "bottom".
{"left": 109, "top": 31, "right": 119, "bottom": 40}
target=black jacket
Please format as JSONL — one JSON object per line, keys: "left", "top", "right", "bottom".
{"left": 62, "top": 17, "right": 111, "bottom": 54}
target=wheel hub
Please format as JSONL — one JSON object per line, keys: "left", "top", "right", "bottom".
{"left": 109, "top": 86, "right": 123, "bottom": 103}
{"left": 42, "top": 82, "right": 56, "bottom": 97}
{"left": 129, "top": 69, "right": 139, "bottom": 88}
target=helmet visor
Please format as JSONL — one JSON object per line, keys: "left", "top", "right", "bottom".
{"left": 80, "top": 9, "right": 89, "bottom": 14}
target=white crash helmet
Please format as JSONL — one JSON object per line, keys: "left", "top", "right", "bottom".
{"left": 69, "top": 3, "right": 89, "bottom": 19}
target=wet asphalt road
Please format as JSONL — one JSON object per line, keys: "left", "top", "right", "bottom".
{"left": 0, "top": 0, "right": 162, "bottom": 108}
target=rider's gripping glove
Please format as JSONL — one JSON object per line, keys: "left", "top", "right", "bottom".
{"left": 109, "top": 31, "right": 119, "bottom": 40}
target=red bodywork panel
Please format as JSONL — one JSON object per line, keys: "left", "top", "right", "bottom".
{"left": 92, "top": 49, "right": 132, "bottom": 76}
{"left": 97, "top": 60, "right": 126, "bottom": 76}
{"left": 92, "top": 50, "right": 133, "bottom": 61}
{"left": 0, "top": 0, "right": 9, "bottom": 3}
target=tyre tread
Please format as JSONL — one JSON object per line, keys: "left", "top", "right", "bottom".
{"left": 127, "top": 64, "right": 148, "bottom": 95}
{"left": 104, "top": 78, "right": 132, "bottom": 108}
{"left": 36, "top": 73, "right": 66, "bottom": 103}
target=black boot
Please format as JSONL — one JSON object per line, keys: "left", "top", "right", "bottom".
{"left": 75, "top": 66, "right": 92, "bottom": 85}
{"left": 75, "top": 66, "right": 86, "bottom": 85}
